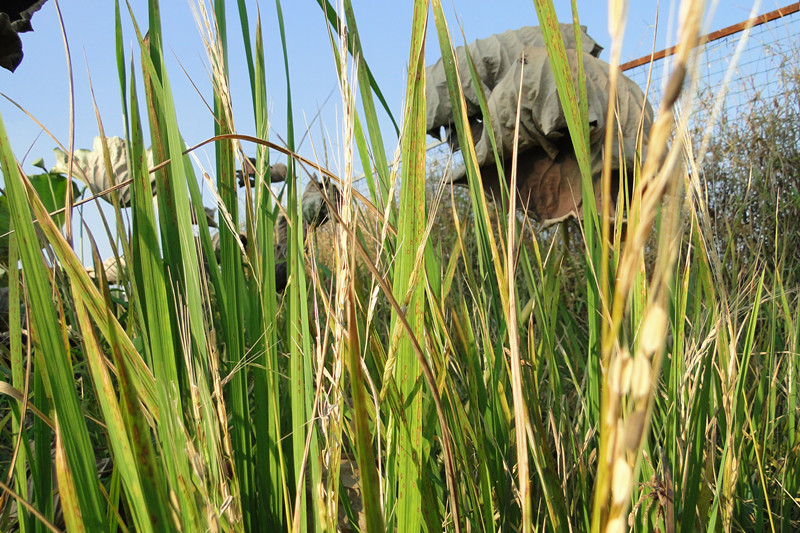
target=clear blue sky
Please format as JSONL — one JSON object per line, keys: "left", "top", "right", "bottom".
{"left": 0, "top": 0, "right": 768, "bottom": 261}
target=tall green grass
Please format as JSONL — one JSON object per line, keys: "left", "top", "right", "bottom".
{"left": 0, "top": 0, "right": 798, "bottom": 532}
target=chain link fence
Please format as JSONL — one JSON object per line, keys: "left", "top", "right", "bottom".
{"left": 424, "top": 5, "right": 800, "bottom": 180}
{"left": 624, "top": 3, "right": 800, "bottom": 278}
{"left": 622, "top": 3, "right": 800, "bottom": 132}
{"left": 420, "top": 5, "right": 800, "bottom": 280}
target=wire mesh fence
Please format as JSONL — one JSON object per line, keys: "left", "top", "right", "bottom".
{"left": 621, "top": 3, "right": 800, "bottom": 273}
{"left": 622, "top": 3, "right": 800, "bottom": 130}
{"left": 423, "top": 5, "right": 800, "bottom": 185}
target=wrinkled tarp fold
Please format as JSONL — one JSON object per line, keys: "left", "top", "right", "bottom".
{"left": 426, "top": 25, "right": 653, "bottom": 224}
{"left": 0, "top": 1, "right": 49, "bottom": 72}
{"left": 51, "top": 136, "right": 156, "bottom": 208}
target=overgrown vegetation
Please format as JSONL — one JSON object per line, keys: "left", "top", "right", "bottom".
{"left": 699, "top": 63, "right": 800, "bottom": 287}
{"left": 0, "top": 0, "right": 798, "bottom": 532}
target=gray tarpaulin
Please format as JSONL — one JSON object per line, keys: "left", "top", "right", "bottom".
{"left": 426, "top": 25, "right": 653, "bottom": 224}
{"left": 51, "top": 136, "right": 155, "bottom": 208}
{"left": 1, "top": 1, "right": 49, "bottom": 72}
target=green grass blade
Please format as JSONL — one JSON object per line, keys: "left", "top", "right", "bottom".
{"left": 316, "top": 0, "right": 400, "bottom": 137}
{"left": 530, "top": 0, "right": 602, "bottom": 439}
{"left": 273, "top": 2, "right": 321, "bottom": 531}
{"left": 341, "top": 0, "right": 394, "bottom": 208}
{"left": 0, "top": 113, "right": 105, "bottom": 532}
{"left": 7, "top": 229, "right": 34, "bottom": 533}
{"left": 250, "top": 9, "right": 286, "bottom": 527}
{"left": 205, "top": 2, "right": 258, "bottom": 529}
{"left": 392, "top": 2, "right": 430, "bottom": 531}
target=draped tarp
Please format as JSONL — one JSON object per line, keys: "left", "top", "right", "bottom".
{"left": 1, "top": 0, "right": 49, "bottom": 72}
{"left": 426, "top": 25, "right": 653, "bottom": 224}
{"left": 51, "top": 136, "right": 156, "bottom": 208}
{"left": 51, "top": 136, "right": 218, "bottom": 228}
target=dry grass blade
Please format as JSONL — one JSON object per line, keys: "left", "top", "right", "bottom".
{"left": 506, "top": 48, "right": 532, "bottom": 533}
{"left": 0, "top": 480, "right": 62, "bottom": 533}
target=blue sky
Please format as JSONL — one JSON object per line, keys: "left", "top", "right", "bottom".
{"left": 0, "top": 0, "right": 768, "bottom": 261}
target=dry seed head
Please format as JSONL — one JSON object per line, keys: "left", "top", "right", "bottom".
{"left": 612, "top": 419, "right": 627, "bottom": 461}
{"left": 630, "top": 356, "right": 651, "bottom": 401}
{"left": 609, "top": 352, "right": 623, "bottom": 395}
{"left": 612, "top": 459, "right": 633, "bottom": 506}
{"left": 606, "top": 515, "right": 627, "bottom": 533}
{"left": 677, "top": 0, "right": 703, "bottom": 55}
{"left": 620, "top": 351, "right": 633, "bottom": 394}
{"left": 609, "top": 347, "right": 633, "bottom": 395}
{"left": 607, "top": 0, "right": 628, "bottom": 41}
{"left": 606, "top": 418, "right": 623, "bottom": 465}
{"left": 623, "top": 410, "right": 646, "bottom": 451}
{"left": 640, "top": 306, "right": 668, "bottom": 356}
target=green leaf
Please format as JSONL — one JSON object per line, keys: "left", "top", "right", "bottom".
{"left": 0, "top": 172, "right": 80, "bottom": 266}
